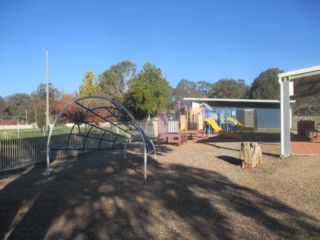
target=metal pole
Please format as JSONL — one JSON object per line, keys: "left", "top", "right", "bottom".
{"left": 35, "top": 108, "right": 38, "bottom": 128}
{"left": 43, "top": 49, "right": 50, "bottom": 131}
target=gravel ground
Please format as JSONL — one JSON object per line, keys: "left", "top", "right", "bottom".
{"left": 0, "top": 133, "right": 320, "bottom": 240}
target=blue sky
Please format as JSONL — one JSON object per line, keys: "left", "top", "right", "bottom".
{"left": 1, "top": 0, "right": 319, "bottom": 97}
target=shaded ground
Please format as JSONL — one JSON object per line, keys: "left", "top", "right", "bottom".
{"left": 0, "top": 133, "right": 320, "bottom": 239}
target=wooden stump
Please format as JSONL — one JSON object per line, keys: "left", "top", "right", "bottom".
{"left": 239, "top": 142, "right": 262, "bottom": 168}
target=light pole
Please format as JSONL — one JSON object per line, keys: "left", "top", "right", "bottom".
{"left": 43, "top": 49, "right": 49, "bottom": 131}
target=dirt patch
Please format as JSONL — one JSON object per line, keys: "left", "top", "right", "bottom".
{"left": 0, "top": 134, "right": 319, "bottom": 239}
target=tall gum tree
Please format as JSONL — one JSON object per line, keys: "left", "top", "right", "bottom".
{"left": 210, "top": 78, "right": 250, "bottom": 99}
{"left": 98, "top": 61, "right": 136, "bottom": 103}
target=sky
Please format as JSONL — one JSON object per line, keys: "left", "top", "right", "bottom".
{"left": 1, "top": 0, "right": 319, "bottom": 97}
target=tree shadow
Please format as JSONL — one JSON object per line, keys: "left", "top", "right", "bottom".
{"left": 291, "top": 133, "right": 313, "bottom": 142}
{"left": 198, "top": 134, "right": 241, "bottom": 143}
{"left": 197, "top": 141, "right": 240, "bottom": 152}
{"left": 216, "top": 155, "right": 242, "bottom": 166}
{"left": 0, "top": 148, "right": 319, "bottom": 239}
{"left": 263, "top": 152, "right": 281, "bottom": 158}
{"left": 241, "top": 132, "right": 280, "bottom": 143}
{"left": 196, "top": 133, "right": 281, "bottom": 158}
{"left": 198, "top": 132, "right": 281, "bottom": 143}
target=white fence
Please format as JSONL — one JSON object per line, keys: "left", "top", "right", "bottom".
{"left": 138, "top": 120, "right": 158, "bottom": 137}
{"left": 0, "top": 124, "right": 34, "bottom": 130}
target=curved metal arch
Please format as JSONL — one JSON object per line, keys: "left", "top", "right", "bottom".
{"left": 47, "top": 96, "right": 156, "bottom": 179}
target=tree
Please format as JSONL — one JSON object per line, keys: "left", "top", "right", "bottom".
{"left": 196, "top": 81, "right": 213, "bottom": 97}
{"left": 0, "top": 97, "right": 9, "bottom": 120}
{"left": 171, "top": 79, "right": 212, "bottom": 107}
{"left": 98, "top": 60, "right": 136, "bottom": 103}
{"left": 54, "top": 93, "right": 85, "bottom": 124}
{"left": 124, "top": 62, "right": 171, "bottom": 120}
{"left": 30, "top": 83, "right": 58, "bottom": 102}
{"left": 54, "top": 93, "right": 77, "bottom": 115}
{"left": 32, "top": 99, "right": 46, "bottom": 128}
{"left": 4, "top": 93, "right": 31, "bottom": 122}
{"left": 210, "top": 78, "right": 250, "bottom": 99}
{"left": 173, "top": 79, "right": 197, "bottom": 100}
{"left": 249, "top": 68, "right": 283, "bottom": 99}
{"left": 29, "top": 83, "right": 58, "bottom": 128}
{"left": 54, "top": 94, "right": 110, "bottom": 125}
{"left": 79, "top": 71, "right": 97, "bottom": 97}
{"left": 173, "top": 79, "right": 211, "bottom": 99}
{"left": 294, "top": 93, "right": 320, "bottom": 116}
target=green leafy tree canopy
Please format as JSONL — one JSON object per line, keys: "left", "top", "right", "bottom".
{"left": 249, "top": 68, "right": 283, "bottom": 99}
{"left": 171, "top": 79, "right": 213, "bottom": 108}
{"left": 79, "top": 71, "right": 97, "bottom": 97}
{"left": 30, "top": 83, "right": 58, "bottom": 128}
{"left": 209, "top": 78, "right": 250, "bottom": 99}
{"left": 98, "top": 60, "right": 136, "bottom": 103}
{"left": 124, "top": 62, "right": 171, "bottom": 120}
{"left": 4, "top": 93, "right": 30, "bottom": 121}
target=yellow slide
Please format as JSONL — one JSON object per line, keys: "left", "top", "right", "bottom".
{"left": 205, "top": 118, "right": 241, "bottom": 139}
{"left": 227, "top": 117, "right": 254, "bottom": 131}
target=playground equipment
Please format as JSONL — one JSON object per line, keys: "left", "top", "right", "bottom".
{"left": 205, "top": 118, "right": 241, "bottom": 139}
{"left": 47, "top": 96, "right": 156, "bottom": 179}
{"left": 158, "top": 101, "right": 188, "bottom": 146}
{"left": 199, "top": 103, "right": 218, "bottom": 134}
{"left": 187, "top": 106, "right": 205, "bottom": 138}
{"left": 187, "top": 118, "right": 204, "bottom": 138}
{"left": 227, "top": 117, "right": 254, "bottom": 131}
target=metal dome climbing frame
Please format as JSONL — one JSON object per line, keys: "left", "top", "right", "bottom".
{"left": 46, "top": 96, "right": 156, "bottom": 179}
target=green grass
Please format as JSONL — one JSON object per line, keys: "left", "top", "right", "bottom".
{"left": 254, "top": 128, "right": 281, "bottom": 133}
{"left": 0, "top": 124, "right": 136, "bottom": 140}
{"left": 0, "top": 127, "right": 70, "bottom": 139}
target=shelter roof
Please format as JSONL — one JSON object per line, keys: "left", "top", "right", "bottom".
{"left": 278, "top": 65, "right": 320, "bottom": 97}
{"left": 183, "top": 98, "right": 294, "bottom": 109}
